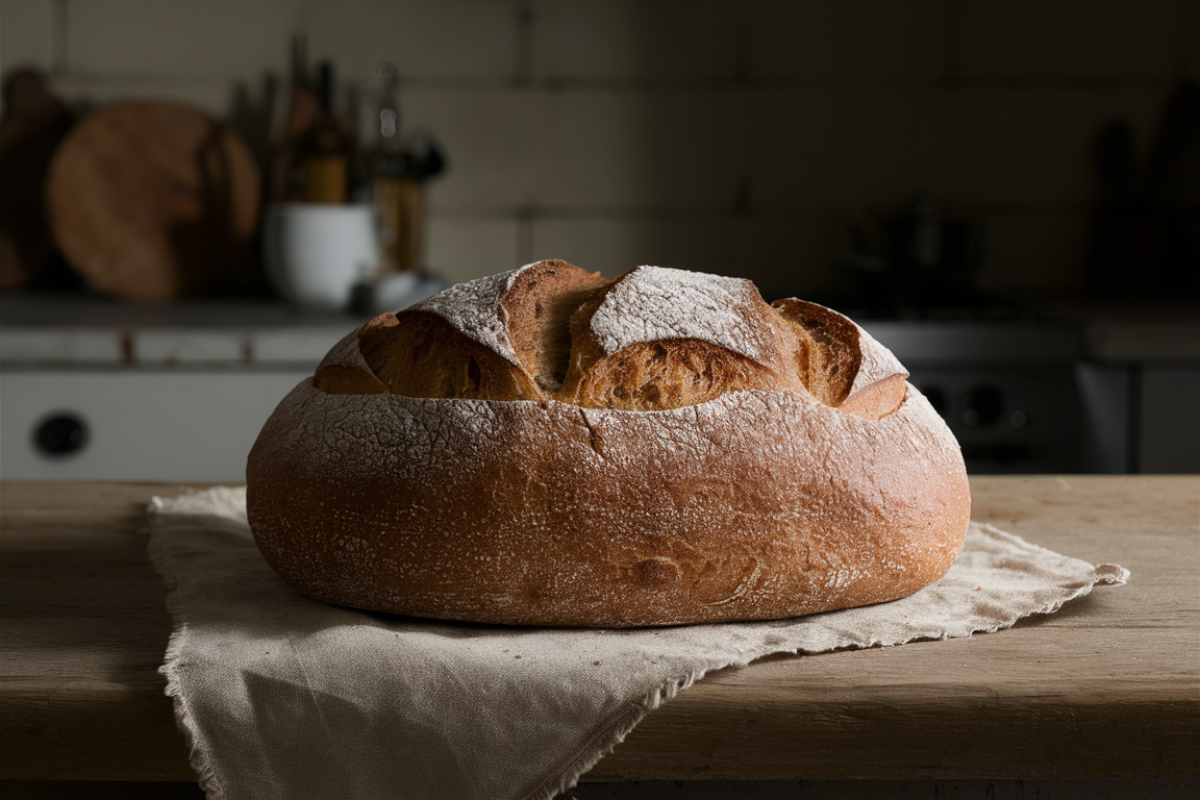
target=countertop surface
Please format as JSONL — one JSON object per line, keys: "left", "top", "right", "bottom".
{"left": 1, "top": 476, "right": 1197, "bottom": 783}
{"left": 0, "top": 293, "right": 367, "bottom": 366}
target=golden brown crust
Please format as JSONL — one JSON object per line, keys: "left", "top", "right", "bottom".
{"left": 247, "top": 261, "right": 971, "bottom": 627}
{"left": 553, "top": 267, "right": 809, "bottom": 410}
{"left": 771, "top": 297, "right": 864, "bottom": 406}
{"left": 841, "top": 373, "right": 909, "bottom": 420}
{"left": 361, "top": 311, "right": 542, "bottom": 401}
{"left": 500, "top": 258, "right": 609, "bottom": 392}
{"left": 557, "top": 338, "right": 783, "bottom": 411}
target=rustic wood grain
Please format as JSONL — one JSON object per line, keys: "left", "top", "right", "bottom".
{"left": 1, "top": 483, "right": 215, "bottom": 781}
{"left": 44, "top": 102, "right": 260, "bottom": 302}
{"left": 0, "top": 477, "right": 1196, "bottom": 782}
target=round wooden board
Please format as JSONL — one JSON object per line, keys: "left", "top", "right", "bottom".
{"left": 46, "top": 101, "right": 260, "bottom": 302}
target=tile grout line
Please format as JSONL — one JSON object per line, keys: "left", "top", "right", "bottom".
{"left": 51, "top": 0, "right": 68, "bottom": 77}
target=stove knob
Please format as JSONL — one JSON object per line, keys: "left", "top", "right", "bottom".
{"left": 34, "top": 412, "right": 89, "bottom": 457}
{"left": 962, "top": 385, "right": 1003, "bottom": 427}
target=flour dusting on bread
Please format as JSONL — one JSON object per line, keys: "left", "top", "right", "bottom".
{"left": 409, "top": 266, "right": 525, "bottom": 368}
{"left": 588, "top": 266, "right": 776, "bottom": 364}
{"left": 246, "top": 262, "right": 970, "bottom": 628}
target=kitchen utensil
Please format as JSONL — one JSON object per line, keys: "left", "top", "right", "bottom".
{"left": 294, "top": 62, "right": 353, "bottom": 204}
{"left": 45, "top": 101, "right": 260, "bottom": 302}
{"left": 269, "top": 34, "right": 321, "bottom": 202}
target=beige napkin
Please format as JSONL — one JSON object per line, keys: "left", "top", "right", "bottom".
{"left": 149, "top": 487, "right": 1128, "bottom": 800}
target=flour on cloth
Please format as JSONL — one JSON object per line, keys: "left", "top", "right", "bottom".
{"left": 148, "top": 487, "right": 1128, "bottom": 800}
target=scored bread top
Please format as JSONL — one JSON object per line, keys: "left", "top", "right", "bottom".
{"left": 586, "top": 266, "right": 776, "bottom": 363}
{"left": 405, "top": 268, "right": 525, "bottom": 367}
{"left": 254, "top": 260, "right": 969, "bottom": 627}
{"left": 316, "top": 259, "right": 909, "bottom": 420}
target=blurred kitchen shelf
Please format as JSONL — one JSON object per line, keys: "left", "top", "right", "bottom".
{"left": 0, "top": 292, "right": 369, "bottom": 368}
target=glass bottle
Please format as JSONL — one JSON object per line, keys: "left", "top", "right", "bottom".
{"left": 370, "top": 63, "right": 421, "bottom": 272}
{"left": 297, "top": 62, "right": 352, "bottom": 204}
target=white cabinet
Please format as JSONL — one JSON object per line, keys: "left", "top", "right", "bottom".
{"left": 1, "top": 295, "right": 358, "bottom": 482}
{"left": 2, "top": 296, "right": 1196, "bottom": 479}
{"left": 1, "top": 369, "right": 312, "bottom": 481}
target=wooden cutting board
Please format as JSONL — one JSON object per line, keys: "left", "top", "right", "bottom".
{"left": 46, "top": 101, "right": 260, "bottom": 302}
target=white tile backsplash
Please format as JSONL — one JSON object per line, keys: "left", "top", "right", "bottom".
{"left": 0, "top": 0, "right": 1186, "bottom": 297}
{"left": 743, "top": 87, "right": 961, "bottom": 210}
{"left": 532, "top": 88, "right": 742, "bottom": 211}
{"left": 64, "top": 0, "right": 295, "bottom": 79}
{"left": 0, "top": 0, "right": 56, "bottom": 77}
{"left": 411, "top": 86, "right": 741, "bottom": 213}
{"left": 48, "top": 74, "right": 239, "bottom": 119}
{"left": 748, "top": 0, "right": 949, "bottom": 81}
{"left": 304, "top": 0, "right": 521, "bottom": 82}
{"left": 405, "top": 86, "right": 551, "bottom": 211}
{"left": 530, "top": 0, "right": 739, "bottom": 81}
{"left": 530, "top": 216, "right": 738, "bottom": 279}
{"left": 425, "top": 216, "right": 522, "bottom": 283}
{"left": 745, "top": 84, "right": 1173, "bottom": 211}
{"left": 529, "top": 213, "right": 836, "bottom": 298}
{"left": 957, "top": 0, "right": 1180, "bottom": 80}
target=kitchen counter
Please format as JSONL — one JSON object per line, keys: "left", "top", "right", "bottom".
{"left": 0, "top": 293, "right": 365, "bottom": 366}
{"left": 1, "top": 295, "right": 1097, "bottom": 481}
{"left": 0, "top": 291, "right": 1086, "bottom": 368}
{"left": 5, "top": 292, "right": 1199, "bottom": 369}
{"left": 1, "top": 476, "right": 1197, "bottom": 783}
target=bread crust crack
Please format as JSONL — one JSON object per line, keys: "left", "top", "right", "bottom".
{"left": 247, "top": 265, "right": 971, "bottom": 628}
{"left": 323, "top": 260, "right": 911, "bottom": 420}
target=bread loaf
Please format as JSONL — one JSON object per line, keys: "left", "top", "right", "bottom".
{"left": 246, "top": 260, "right": 970, "bottom": 627}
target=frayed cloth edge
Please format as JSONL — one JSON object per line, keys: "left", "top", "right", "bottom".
{"left": 148, "top": 497, "right": 228, "bottom": 800}
{"left": 525, "top": 548, "right": 1130, "bottom": 799}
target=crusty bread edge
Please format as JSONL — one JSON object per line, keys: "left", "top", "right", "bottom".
{"left": 246, "top": 376, "right": 970, "bottom": 628}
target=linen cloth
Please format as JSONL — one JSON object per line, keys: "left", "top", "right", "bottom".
{"left": 149, "top": 487, "right": 1128, "bottom": 800}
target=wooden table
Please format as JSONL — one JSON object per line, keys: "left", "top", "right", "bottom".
{"left": 1, "top": 477, "right": 1197, "bottom": 782}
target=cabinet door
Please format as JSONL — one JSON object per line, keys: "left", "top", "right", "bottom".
{"left": 1139, "top": 366, "right": 1200, "bottom": 474}
{"left": 0, "top": 370, "right": 311, "bottom": 481}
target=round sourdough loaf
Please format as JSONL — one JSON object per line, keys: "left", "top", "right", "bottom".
{"left": 246, "top": 260, "right": 970, "bottom": 627}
